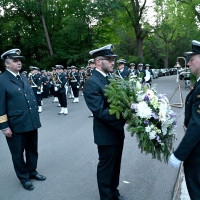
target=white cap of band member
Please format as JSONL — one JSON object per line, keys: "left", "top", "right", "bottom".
{"left": 88, "top": 59, "right": 95, "bottom": 64}
{"left": 138, "top": 63, "right": 143, "bottom": 67}
{"left": 55, "top": 65, "right": 64, "bottom": 69}
{"left": 117, "top": 59, "right": 126, "bottom": 64}
{"left": 29, "top": 66, "right": 39, "bottom": 71}
{"left": 89, "top": 44, "right": 117, "bottom": 58}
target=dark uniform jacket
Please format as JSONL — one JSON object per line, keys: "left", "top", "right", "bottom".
{"left": 83, "top": 70, "right": 125, "bottom": 145}
{"left": 138, "top": 69, "right": 146, "bottom": 76}
{"left": 138, "top": 69, "right": 146, "bottom": 82}
{"left": 130, "top": 69, "right": 139, "bottom": 76}
{"left": 42, "top": 74, "right": 48, "bottom": 86}
{"left": 85, "top": 68, "right": 96, "bottom": 80}
{"left": 0, "top": 70, "right": 41, "bottom": 133}
{"left": 69, "top": 72, "right": 80, "bottom": 87}
{"left": 174, "top": 80, "right": 200, "bottom": 163}
{"left": 80, "top": 71, "right": 86, "bottom": 81}
{"left": 30, "top": 73, "right": 43, "bottom": 94}
{"left": 55, "top": 72, "right": 67, "bottom": 93}
{"left": 116, "top": 67, "right": 130, "bottom": 79}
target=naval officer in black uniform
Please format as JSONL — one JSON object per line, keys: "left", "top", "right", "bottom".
{"left": 83, "top": 45, "right": 130, "bottom": 200}
{"left": 169, "top": 40, "right": 200, "bottom": 199}
{"left": 0, "top": 49, "right": 46, "bottom": 191}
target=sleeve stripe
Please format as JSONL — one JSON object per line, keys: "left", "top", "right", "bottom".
{"left": 0, "top": 115, "right": 8, "bottom": 123}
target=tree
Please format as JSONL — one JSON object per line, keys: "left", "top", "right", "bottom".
{"left": 177, "top": 0, "right": 200, "bottom": 22}
{"left": 36, "top": 0, "right": 54, "bottom": 56}
{"left": 92, "top": 0, "right": 153, "bottom": 59}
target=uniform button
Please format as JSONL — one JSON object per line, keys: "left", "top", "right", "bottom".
{"left": 25, "top": 94, "right": 27, "bottom": 96}
{"left": 30, "top": 108, "right": 32, "bottom": 110}
{"left": 28, "top": 100, "right": 30, "bottom": 103}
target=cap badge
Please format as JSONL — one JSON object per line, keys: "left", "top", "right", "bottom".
{"left": 16, "top": 50, "right": 20, "bottom": 55}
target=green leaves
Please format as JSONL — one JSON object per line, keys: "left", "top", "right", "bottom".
{"left": 0, "top": 0, "right": 200, "bottom": 71}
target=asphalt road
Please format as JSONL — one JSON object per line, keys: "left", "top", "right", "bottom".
{"left": 0, "top": 75, "right": 190, "bottom": 200}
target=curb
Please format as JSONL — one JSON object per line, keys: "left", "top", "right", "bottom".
{"left": 172, "top": 163, "right": 183, "bottom": 200}
{"left": 172, "top": 163, "right": 190, "bottom": 200}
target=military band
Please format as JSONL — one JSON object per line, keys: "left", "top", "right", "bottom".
{"left": 0, "top": 53, "right": 154, "bottom": 115}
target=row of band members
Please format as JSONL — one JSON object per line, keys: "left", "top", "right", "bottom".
{"left": 23, "top": 58, "right": 154, "bottom": 89}
{"left": 17, "top": 59, "right": 153, "bottom": 115}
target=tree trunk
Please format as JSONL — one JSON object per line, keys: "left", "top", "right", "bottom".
{"left": 164, "top": 46, "right": 169, "bottom": 68}
{"left": 136, "top": 38, "right": 143, "bottom": 58}
{"left": 40, "top": 0, "right": 54, "bottom": 56}
{"left": 41, "top": 14, "right": 54, "bottom": 56}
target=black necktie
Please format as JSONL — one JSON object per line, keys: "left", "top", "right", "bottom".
{"left": 16, "top": 75, "right": 24, "bottom": 86}
{"left": 106, "top": 75, "right": 112, "bottom": 84}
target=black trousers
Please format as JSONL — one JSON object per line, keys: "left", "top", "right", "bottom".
{"left": 57, "top": 92, "right": 67, "bottom": 107}
{"left": 50, "top": 86, "right": 56, "bottom": 96}
{"left": 71, "top": 86, "right": 79, "bottom": 97}
{"left": 43, "top": 85, "right": 49, "bottom": 98}
{"left": 80, "top": 80, "right": 85, "bottom": 89}
{"left": 97, "top": 143, "right": 124, "bottom": 200}
{"left": 184, "top": 162, "right": 200, "bottom": 200}
{"left": 36, "top": 94, "right": 42, "bottom": 106}
{"left": 6, "top": 129, "right": 38, "bottom": 183}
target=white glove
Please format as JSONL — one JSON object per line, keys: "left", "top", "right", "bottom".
{"left": 77, "top": 86, "right": 80, "bottom": 89}
{"left": 168, "top": 153, "right": 181, "bottom": 168}
{"left": 54, "top": 87, "right": 58, "bottom": 91}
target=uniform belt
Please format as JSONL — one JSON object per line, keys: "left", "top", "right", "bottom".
{"left": 71, "top": 80, "right": 77, "bottom": 82}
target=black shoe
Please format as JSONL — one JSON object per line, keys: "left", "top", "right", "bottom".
{"left": 21, "top": 181, "right": 34, "bottom": 191}
{"left": 30, "top": 173, "right": 46, "bottom": 181}
{"left": 117, "top": 196, "right": 132, "bottom": 200}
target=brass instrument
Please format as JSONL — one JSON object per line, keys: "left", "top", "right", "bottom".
{"left": 85, "top": 68, "right": 91, "bottom": 80}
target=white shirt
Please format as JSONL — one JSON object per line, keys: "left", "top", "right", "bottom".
{"left": 6, "top": 68, "right": 20, "bottom": 77}
{"left": 96, "top": 69, "right": 107, "bottom": 77}
{"left": 197, "top": 77, "right": 200, "bottom": 82}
